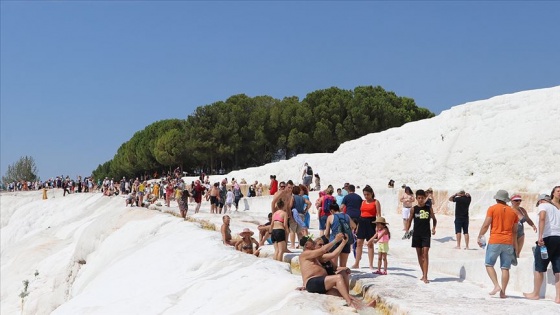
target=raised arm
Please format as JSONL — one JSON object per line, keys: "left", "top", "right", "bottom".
{"left": 322, "top": 236, "right": 348, "bottom": 261}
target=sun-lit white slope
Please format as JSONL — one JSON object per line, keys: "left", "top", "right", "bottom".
{"left": 229, "top": 86, "right": 560, "bottom": 192}
{"left": 0, "top": 191, "right": 353, "bottom": 315}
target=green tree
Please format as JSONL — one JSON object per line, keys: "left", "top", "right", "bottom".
{"left": 2, "top": 156, "right": 39, "bottom": 183}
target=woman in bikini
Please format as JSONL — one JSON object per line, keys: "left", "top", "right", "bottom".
{"left": 270, "top": 199, "right": 289, "bottom": 261}
{"left": 236, "top": 228, "right": 260, "bottom": 256}
{"left": 510, "top": 194, "right": 536, "bottom": 257}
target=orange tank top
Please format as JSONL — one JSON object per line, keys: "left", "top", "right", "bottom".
{"left": 360, "top": 200, "right": 377, "bottom": 218}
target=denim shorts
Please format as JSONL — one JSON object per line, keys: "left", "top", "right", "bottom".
{"left": 485, "top": 244, "right": 514, "bottom": 269}
{"left": 319, "top": 215, "right": 328, "bottom": 230}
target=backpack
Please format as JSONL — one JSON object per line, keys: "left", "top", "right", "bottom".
{"left": 335, "top": 213, "right": 354, "bottom": 244}
{"left": 293, "top": 195, "right": 305, "bottom": 214}
{"left": 306, "top": 165, "right": 313, "bottom": 175}
{"left": 322, "top": 195, "right": 334, "bottom": 216}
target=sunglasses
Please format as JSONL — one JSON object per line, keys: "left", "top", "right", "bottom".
{"left": 280, "top": 185, "right": 286, "bottom": 188}
{"left": 512, "top": 200, "right": 522, "bottom": 202}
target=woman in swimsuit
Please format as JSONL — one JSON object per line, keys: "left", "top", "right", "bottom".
{"left": 510, "top": 194, "right": 536, "bottom": 257}
{"left": 236, "top": 228, "right": 260, "bottom": 256}
{"left": 270, "top": 199, "right": 289, "bottom": 261}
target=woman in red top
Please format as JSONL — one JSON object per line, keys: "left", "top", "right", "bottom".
{"left": 269, "top": 175, "right": 278, "bottom": 196}
{"left": 351, "top": 185, "right": 382, "bottom": 270}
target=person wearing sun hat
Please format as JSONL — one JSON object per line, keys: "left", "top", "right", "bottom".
{"left": 236, "top": 228, "right": 260, "bottom": 256}
{"left": 510, "top": 194, "right": 537, "bottom": 257}
{"left": 369, "top": 217, "right": 391, "bottom": 275}
{"left": 524, "top": 190, "right": 560, "bottom": 303}
{"left": 477, "top": 189, "right": 519, "bottom": 298}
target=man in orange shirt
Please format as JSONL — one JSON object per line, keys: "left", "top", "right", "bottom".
{"left": 477, "top": 190, "right": 519, "bottom": 298}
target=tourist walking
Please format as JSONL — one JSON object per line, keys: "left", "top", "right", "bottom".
{"left": 477, "top": 190, "right": 518, "bottom": 298}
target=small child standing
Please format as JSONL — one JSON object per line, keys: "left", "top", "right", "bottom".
{"left": 369, "top": 217, "right": 391, "bottom": 275}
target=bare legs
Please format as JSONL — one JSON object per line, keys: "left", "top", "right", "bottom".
{"left": 324, "top": 274, "right": 362, "bottom": 309}
{"left": 464, "top": 234, "right": 470, "bottom": 249}
{"left": 516, "top": 235, "right": 524, "bottom": 257}
{"left": 523, "top": 271, "right": 544, "bottom": 300}
{"left": 352, "top": 239, "right": 374, "bottom": 269}
{"left": 416, "top": 247, "right": 430, "bottom": 283}
{"left": 486, "top": 266, "right": 509, "bottom": 298}
{"left": 377, "top": 253, "right": 387, "bottom": 273}
{"left": 455, "top": 233, "right": 462, "bottom": 249}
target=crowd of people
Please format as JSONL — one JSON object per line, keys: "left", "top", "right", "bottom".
{"left": 9, "top": 164, "right": 559, "bottom": 309}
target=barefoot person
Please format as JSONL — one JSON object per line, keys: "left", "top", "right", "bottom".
{"left": 523, "top": 192, "right": 560, "bottom": 303}
{"left": 352, "top": 185, "right": 381, "bottom": 270}
{"left": 299, "top": 233, "right": 362, "bottom": 310}
{"left": 510, "top": 194, "right": 537, "bottom": 257}
{"left": 477, "top": 190, "right": 518, "bottom": 298}
{"left": 449, "top": 190, "right": 472, "bottom": 249}
{"left": 405, "top": 189, "right": 437, "bottom": 283}
{"left": 270, "top": 199, "right": 289, "bottom": 261}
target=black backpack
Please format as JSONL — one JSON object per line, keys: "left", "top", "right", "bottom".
{"left": 306, "top": 165, "right": 313, "bottom": 175}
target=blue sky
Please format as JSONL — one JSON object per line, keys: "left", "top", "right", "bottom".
{"left": 1, "top": 1, "right": 559, "bottom": 180}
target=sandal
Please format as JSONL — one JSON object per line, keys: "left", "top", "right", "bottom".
{"left": 373, "top": 270, "right": 382, "bottom": 275}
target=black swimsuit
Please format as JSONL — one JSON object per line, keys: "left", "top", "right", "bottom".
{"left": 306, "top": 276, "right": 327, "bottom": 294}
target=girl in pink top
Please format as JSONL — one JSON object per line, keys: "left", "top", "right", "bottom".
{"left": 368, "top": 217, "right": 391, "bottom": 275}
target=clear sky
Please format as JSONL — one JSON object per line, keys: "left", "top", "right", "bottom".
{"left": 1, "top": 1, "right": 559, "bottom": 181}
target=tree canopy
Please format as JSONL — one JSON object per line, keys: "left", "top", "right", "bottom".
{"left": 2, "top": 156, "right": 39, "bottom": 183}
{"left": 92, "top": 85, "right": 435, "bottom": 180}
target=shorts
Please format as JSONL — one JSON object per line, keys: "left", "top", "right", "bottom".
{"left": 534, "top": 236, "right": 560, "bottom": 273}
{"left": 218, "top": 201, "right": 224, "bottom": 208}
{"left": 485, "top": 244, "right": 515, "bottom": 269}
{"left": 319, "top": 215, "right": 328, "bottom": 231}
{"left": 378, "top": 242, "right": 389, "bottom": 253}
{"left": 289, "top": 217, "right": 303, "bottom": 234}
{"left": 454, "top": 217, "right": 469, "bottom": 234}
{"left": 305, "top": 276, "right": 327, "bottom": 294}
{"left": 412, "top": 235, "right": 431, "bottom": 248}
{"left": 210, "top": 196, "right": 219, "bottom": 206}
{"left": 356, "top": 217, "right": 376, "bottom": 240}
{"left": 330, "top": 240, "right": 351, "bottom": 254}
{"left": 402, "top": 207, "right": 411, "bottom": 220}
{"left": 271, "top": 229, "right": 286, "bottom": 243}
{"left": 303, "top": 175, "right": 312, "bottom": 186}
{"left": 304, "top": 212, "right": 310, "bottom": 228}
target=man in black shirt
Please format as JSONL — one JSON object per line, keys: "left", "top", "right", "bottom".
{"left": 449, "top": 190, "right": 472, "bottom": 249}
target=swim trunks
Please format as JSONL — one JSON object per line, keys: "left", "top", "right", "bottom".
{"left": 306, "top": 276, "right": 327, "bottom": 294}
{"left": 271, "top": 229, "right": 286, "bottom": 243}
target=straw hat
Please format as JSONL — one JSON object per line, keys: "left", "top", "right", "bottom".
{"left": 239, "top": 228, "right": 254, "bottom": 236}
{"left": 373, "top": 217, "right": 389, "bottom": 225}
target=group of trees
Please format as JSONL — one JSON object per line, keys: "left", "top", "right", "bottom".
{"left": 2, "top": 156, "right": 39, "bottom": 184}
{"left": 92, "top": 85, "right": 434, "bottom": 180}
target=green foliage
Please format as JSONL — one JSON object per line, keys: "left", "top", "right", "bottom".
{"left": 2, "top": 156, "right": 39, "bottom": 183}
{"left": 92, "top": 86, "right": 434, "bottom": 178}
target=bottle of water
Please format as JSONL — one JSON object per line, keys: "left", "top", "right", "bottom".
{"left": 541, "top": 246, "right": 549, "bottom": 259}
{"left": 479, "top": 236, "right": 486, "bottom": 249}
